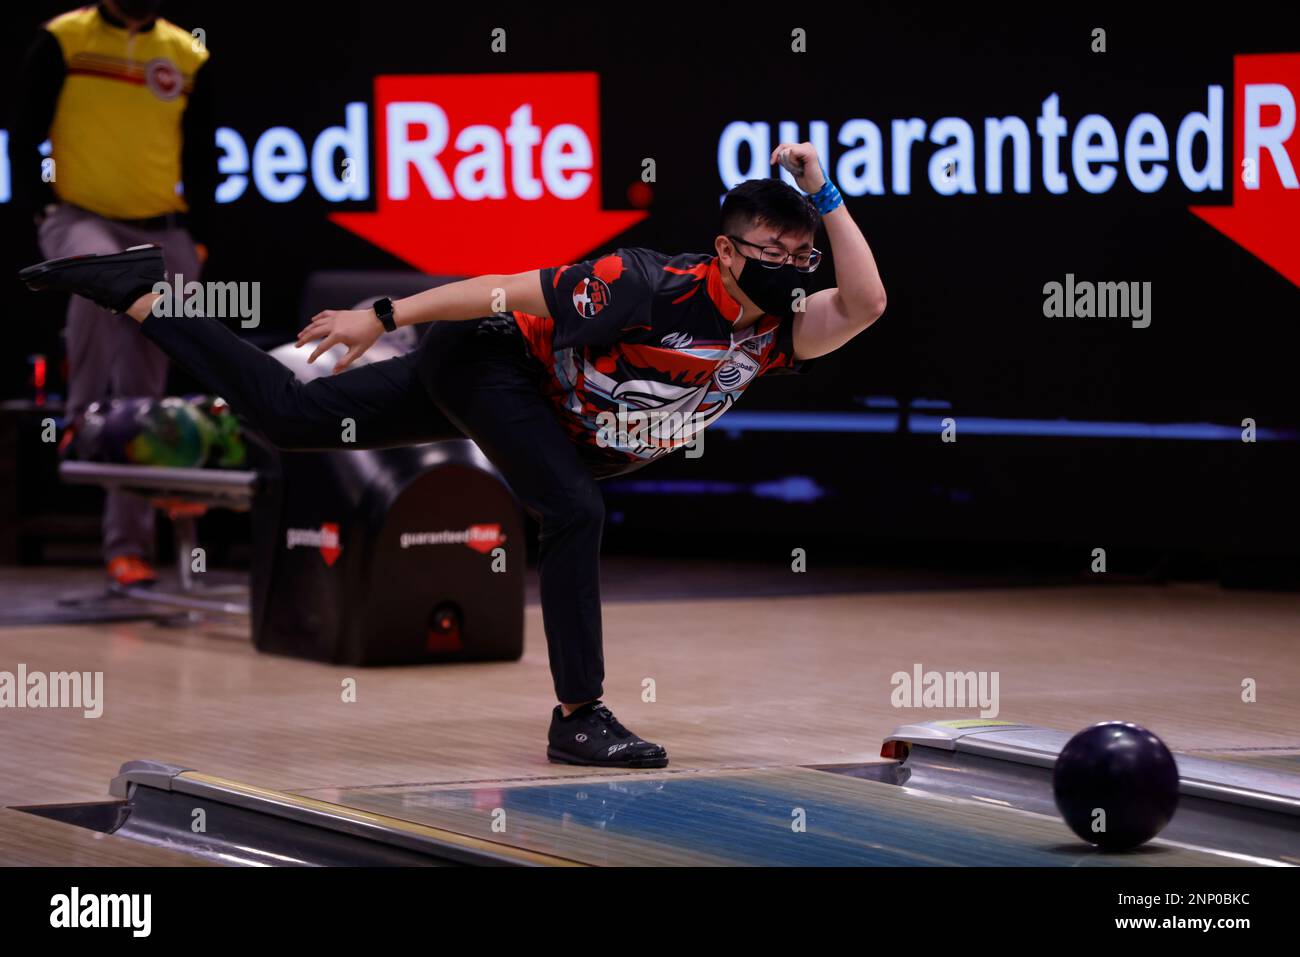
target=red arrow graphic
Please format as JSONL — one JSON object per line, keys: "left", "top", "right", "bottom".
{"left": 1190, "top": 54, "right": 1300, "bottom": 288}
{"left": 329, "top": 73, "right": 646, "bottom": 275}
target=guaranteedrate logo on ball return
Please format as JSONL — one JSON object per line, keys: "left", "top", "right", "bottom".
{"left": 2, "top": 56, "right": 1294, "bottom": 282}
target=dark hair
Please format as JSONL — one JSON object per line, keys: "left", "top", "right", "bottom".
{"left": 719, "top": 178, "right": 820, "bottom": 239}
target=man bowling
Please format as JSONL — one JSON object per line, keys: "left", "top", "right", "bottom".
{"left": 21, "top": 142, "right": 887, "bottom": 768}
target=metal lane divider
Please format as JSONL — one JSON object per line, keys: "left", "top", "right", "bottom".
{"left": 882, "top": 719, "right": 1300, "bottom": 817}
{"left": 109, "top": 760, "right": 586, "bottom": 867}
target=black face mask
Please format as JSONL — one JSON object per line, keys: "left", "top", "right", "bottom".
{"left": 728, "top": 253, "right": 806, "bottom": 320}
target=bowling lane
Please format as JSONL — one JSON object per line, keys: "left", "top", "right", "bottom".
{"left": 299, "top": 767, "right": 1255, "bottom": 866}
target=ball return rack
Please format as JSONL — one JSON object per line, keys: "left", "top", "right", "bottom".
{"left": 58, "top": 460, "right": 258, "bottom": 617}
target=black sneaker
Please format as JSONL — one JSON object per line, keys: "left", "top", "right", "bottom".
{"left": 547, "top": 702, "right": 668, "bottom": 768}
{"left": 19, "top": 244, "right": 165, "bottom": 314}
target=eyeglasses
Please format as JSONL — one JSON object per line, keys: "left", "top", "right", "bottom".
{"left": 728, "top": 236, "right": 822, "bottom": 272}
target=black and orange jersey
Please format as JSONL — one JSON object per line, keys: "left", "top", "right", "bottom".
{"left": 512, "top": 248, "right": 807, "bottom": 473}
{"left": 13, "top": 4, "right": 216, "bottom": 241}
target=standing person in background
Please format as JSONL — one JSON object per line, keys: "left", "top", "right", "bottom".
{"left": 12, "top": 1, "right": 216, "bottom": 587}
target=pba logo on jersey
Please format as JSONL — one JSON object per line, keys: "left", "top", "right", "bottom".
{"left": 145, "top": 58, "right": 183, "bottom": 101}
{"left": 572, "top": 276, "right": 612, "bottom": 317}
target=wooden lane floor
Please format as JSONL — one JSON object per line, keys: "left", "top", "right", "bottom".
{"left": 3, "top": 580, "right": 1298, "bottom": 811}
{"left": 2, "top": 569, "right": 1297, "bottom": 864}
{"left": 296, "top": 766, "right": 1267, "bottom": 867}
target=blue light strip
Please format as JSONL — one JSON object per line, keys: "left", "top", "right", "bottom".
{"left": 720, "top": 412, "right": 902, "bottom": 434}
{"left": 907, "top": 415, "right": 1299, "bottom": 441}
{"left": 716, "top": 411, "right": 1299, "bottom": 442}
{"left": 604, "top": 476, "right": 827, "bottom": 503}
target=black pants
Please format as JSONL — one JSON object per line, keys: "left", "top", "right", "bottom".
{"left": 140, "top": 312, "right": 621, "bottom": 703}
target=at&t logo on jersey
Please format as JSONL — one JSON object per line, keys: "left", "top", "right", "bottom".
{"left": 714, "top": 351, "right": 761, "bottom": 391}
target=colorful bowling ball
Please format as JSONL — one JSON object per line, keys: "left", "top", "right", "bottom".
{"left": 183, "top": 396, "right": 222, "bottom": 463}
{"left": 1053, "top": 721, "right": 1180, "bottom": 850}
{"left": 128, "top": 397, "right": 211, "bottom": 468}
{"left": 186, "top": 394, "right": 246, "bottom": 468}
{"left": 74, "top": 398, "right": 153, "bottom": 463}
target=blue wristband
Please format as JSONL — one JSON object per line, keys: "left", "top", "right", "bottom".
{"left": 809, "top": 180, "right": 843, "bottom": 215}
{"left": 809, "top": 180, "right": 843, "bottom": 214}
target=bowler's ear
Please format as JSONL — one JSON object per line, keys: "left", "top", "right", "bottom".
{"left": 714, "top": 234, "right": 734, "bottom": 264}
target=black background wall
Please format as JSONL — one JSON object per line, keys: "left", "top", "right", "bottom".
{"left": 4, "top": 2, "right": 1298, "bottom": 574}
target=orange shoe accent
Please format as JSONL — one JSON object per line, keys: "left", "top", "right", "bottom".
{"left": 108, "top": 555, "right": 158, "bottom": 587}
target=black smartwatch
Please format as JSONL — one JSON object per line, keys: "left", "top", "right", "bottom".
{"left": 372, "top": 296, "right": 397, "bottom": 332}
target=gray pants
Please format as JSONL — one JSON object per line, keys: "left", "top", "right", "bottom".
{"left": 38, "top": 203, "right": 202, "bottom": 564}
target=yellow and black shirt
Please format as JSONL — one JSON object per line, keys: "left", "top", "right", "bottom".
{"left": 14, "top": 3, "right": 216, "bottom": 242}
